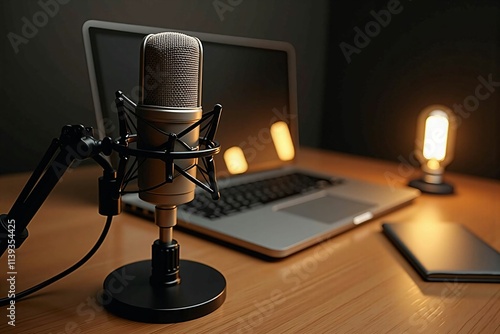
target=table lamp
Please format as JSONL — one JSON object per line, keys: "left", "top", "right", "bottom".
{"left": 408, "top": 104, "right": 456, "bottom": 194}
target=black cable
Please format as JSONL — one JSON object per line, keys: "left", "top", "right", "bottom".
{"left": 0, "top": 215, "right": 113, "bottom": 306}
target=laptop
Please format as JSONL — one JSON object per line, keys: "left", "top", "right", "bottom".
{"left": 83, "top": 20, "right": 420, "bottom": 258}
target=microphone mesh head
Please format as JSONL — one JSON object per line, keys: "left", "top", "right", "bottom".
{"left": 142, "top": 32, "right": 201, "bottom": 108}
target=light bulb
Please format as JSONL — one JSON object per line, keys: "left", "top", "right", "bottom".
{"left": 409, "top": 105, "right": 456, "bottom": 194}
{"left": 422, "top": 110, "right": 449, "bottom": 162}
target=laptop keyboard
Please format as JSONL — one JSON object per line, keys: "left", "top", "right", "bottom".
{"left": 183, "top": 172, "right": 342, "bottom": 219}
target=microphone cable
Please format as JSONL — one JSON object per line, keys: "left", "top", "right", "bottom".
{"left": 0, "top": 215, "right": 113, "bottom": 306}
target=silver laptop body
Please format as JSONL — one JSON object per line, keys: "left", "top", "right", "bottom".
{"left": 83, "top": 20, "right": 420, "bottom": 258}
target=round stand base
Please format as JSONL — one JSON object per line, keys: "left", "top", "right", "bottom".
{"left": 408, "top": 179, "right": 454, "bottom": 195}
{"left": 102, "top": 259, "right": 226, "bottom": 323}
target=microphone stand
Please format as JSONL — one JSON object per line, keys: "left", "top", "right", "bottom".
{"left": 0, "top": 93, "right": 226, "bottom": 323}
{"left": 100, "top": 93, "right": 225, "bottom": 323}
{"left": 103, "top": 204, "right": 227, "bottom": 324}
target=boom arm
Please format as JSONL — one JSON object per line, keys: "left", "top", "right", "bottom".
{"left": 0, "top": 125, "right": 119, "bottom": 257}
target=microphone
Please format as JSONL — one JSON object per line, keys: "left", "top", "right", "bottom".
{"left": 102, "top": 32, "right": 226, "bottom": 323}
{"left": 137, "top": 32, "right": 202, "bottom": 206}
{"left": 135, "top": 32, "right": 203, "bottom": 248}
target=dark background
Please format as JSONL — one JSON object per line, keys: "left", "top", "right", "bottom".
{"left": 1, "top": 0, "right": 499, "bottom": 179}
{"left": 323, "top": 0, "right": 500, "bottom": 179}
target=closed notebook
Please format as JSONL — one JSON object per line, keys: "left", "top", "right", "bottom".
{"left": 382, "top": 222, "right": 500, "bottom": 283}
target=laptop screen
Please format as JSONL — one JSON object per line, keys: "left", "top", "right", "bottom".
{"left": 84, "top": 21, "right": 298, "bottom": 177}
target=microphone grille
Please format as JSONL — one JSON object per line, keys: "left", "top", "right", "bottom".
{"left": 142, "top": 32, "right": 201, "bottom": 108}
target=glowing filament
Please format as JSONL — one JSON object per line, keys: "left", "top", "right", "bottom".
{"left": 423, "top": 111, "right": 449, "bottom": 161}
{"left": 270, "top": 121, "right": 295, "bottom": 161}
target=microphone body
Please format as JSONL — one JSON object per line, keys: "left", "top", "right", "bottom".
{"left": 136, "top": 32, "right": 203, "bottom": 206}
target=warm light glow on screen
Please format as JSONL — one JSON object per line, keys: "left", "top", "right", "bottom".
{"left": 270, "top": 121, "right": 295, "bottom": 161}
{"left": 423, "top": 111, "right": 449, "bottom": 161}
{"left": 223, "top": 146, "right": 248, "bottom": 174}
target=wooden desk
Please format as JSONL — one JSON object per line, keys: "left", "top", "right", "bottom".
{"left": 1, "top": 148, "right": 499, "bottom": 333}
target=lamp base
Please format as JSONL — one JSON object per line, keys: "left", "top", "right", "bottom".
{"left": 102, "top": 259, "right": 226, "bottom": 323}
{"left": 408, "top": 178, "right": 454, "bottom": 195}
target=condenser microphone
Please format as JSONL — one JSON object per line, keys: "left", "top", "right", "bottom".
{"left": 102, "top": 32, "right": 226, "bottom": 323}
{"left": 136, "top": 32, "right": 203, "bottom": 206}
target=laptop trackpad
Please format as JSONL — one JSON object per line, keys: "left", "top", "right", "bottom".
{"left": 278, "top": 195, "right": 375, "bottom": 224}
